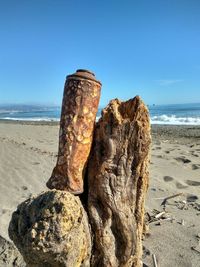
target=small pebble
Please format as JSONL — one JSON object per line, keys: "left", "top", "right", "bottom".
{"left": 181, "top": 219, "right": 185, "bottom": 226}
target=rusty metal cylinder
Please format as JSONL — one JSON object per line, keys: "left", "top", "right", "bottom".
{"left": 46, "top": 69, "right": 101, "bottom": 194}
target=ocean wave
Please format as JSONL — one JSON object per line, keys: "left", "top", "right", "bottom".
{"left": 151, "top": 115, "right": 200, "bottom": 125}
{"left": 1, "top": 116, "right": 101, "bottom": 122}
{"left": 1, "top": 114, "right": 200, "bottom": 125}
{"left": 0, "top": 117, "right": 60, "bottom": 122}
{"left": 0, "top": 106, "right": 60, "bottom": 114}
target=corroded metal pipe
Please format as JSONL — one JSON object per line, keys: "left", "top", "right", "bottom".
{"left": 46, "top": 69, "right": 101, "bottom": 194}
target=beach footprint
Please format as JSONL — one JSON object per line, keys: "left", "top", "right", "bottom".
{"left": 192, "top": 154, "right": 199, "bottom": 158}
{"left": 32, "top": 162, "right": 40, "bottom": 165}
{"left": 152, "top": 146, "right": 162, "bottom": 151}
{"left": 163, "top": 176, "right": 189, "bottom": 189}
{"left": 155, "top": 146, "right": 161, "bottom": 150}
{"left": 186, "top": 194, "right": 198, "bottom": 202}
{"left": 192, "top": 164, "right": 200, "bottom": 170}
{"left": 191, "top": 151, "right": 199, "bottom": 157}
{"left": 175, "top": 182, "right": 188, "bottom": 189}
{"left": 175, "top": 157, "right": 191, "bottom": 164}
{"left": 186, "top": 180, "right": 200, "bottom": 186}
{"left": 155, "top": 155, "right": 163, "bottom": 159}
{"left": 163, "top": 176, "right": 174, "bottom": 182}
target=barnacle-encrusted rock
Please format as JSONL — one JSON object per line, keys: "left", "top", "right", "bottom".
{"left": 88, "top": 96, "right": 151, "bottom": 267}
{"left": 47, "top": 69, "right": 101, "bottom": 194}
{"left": 9, "top": 190, "right": 91, "bottom": 267}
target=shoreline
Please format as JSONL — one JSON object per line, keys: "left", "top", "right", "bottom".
{"left": 1, "top": 119, "right": 200, "bottom": 141}
{"left": 1, "top": 118, "right": 200, "bottom": 129}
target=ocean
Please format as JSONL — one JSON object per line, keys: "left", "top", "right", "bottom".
{"left": 0, "top": 105, "right": 61, "bottom": 122}
{"left": 149, "top": 103, "right": 200, "bottom": 125}
{"left": 0, "top": 103, "right": 200, "bottom": 125}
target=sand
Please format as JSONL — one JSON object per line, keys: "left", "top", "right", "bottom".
{"left": 144, "top": 126, "right": 200, "bottom": 267}
{"left": 0, "top": 121, "right": 200, "bottom": 266}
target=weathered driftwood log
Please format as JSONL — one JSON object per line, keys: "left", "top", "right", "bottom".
{"left": 9, "top": 190, "right": 91, "bottom": 267}
{"left": 87, "top": 96, "right": 151, "bottom": 267}
{"left": 47, "top": 69, "right": 101, "bottom": 194}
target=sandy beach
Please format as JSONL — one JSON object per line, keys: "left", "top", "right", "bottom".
{"left": 0, "top": 121, "right": 200, "bottom": 267}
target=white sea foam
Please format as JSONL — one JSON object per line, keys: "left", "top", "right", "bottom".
{"left": 1, "top": 115, "right": 200, "bottom": 125}
{"left": 151, "top": 115, "right": 200, "bottom": 125}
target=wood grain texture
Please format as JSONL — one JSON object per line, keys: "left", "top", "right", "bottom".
{"left": 87, "top": 96, "right": 151, "bottom": 267}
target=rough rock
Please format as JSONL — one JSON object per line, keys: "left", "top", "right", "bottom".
{"left": 87, "top": 96, "right": 151, "bottom": 267}
{"left": 0, "top": 235, "right": 26, "bottom": 267}
{"left": 47, "top": 69, "right": 101, "bottom": 194}
{"left": 9, "top": 190, "right": 91, "bottom": 267}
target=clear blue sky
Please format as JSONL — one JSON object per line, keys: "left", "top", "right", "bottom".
{"left": 0, "top": 0, "right": 200, "bottom": 106}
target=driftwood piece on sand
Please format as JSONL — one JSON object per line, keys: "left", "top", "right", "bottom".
{"left": 152, "top": 254, "right": 158, "bottom": 267}
{"left": 161, "top": 192, "right": 184, "bottom": 206}
{"left": 87, "top": 96, "right": 151, "bottom": 267}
